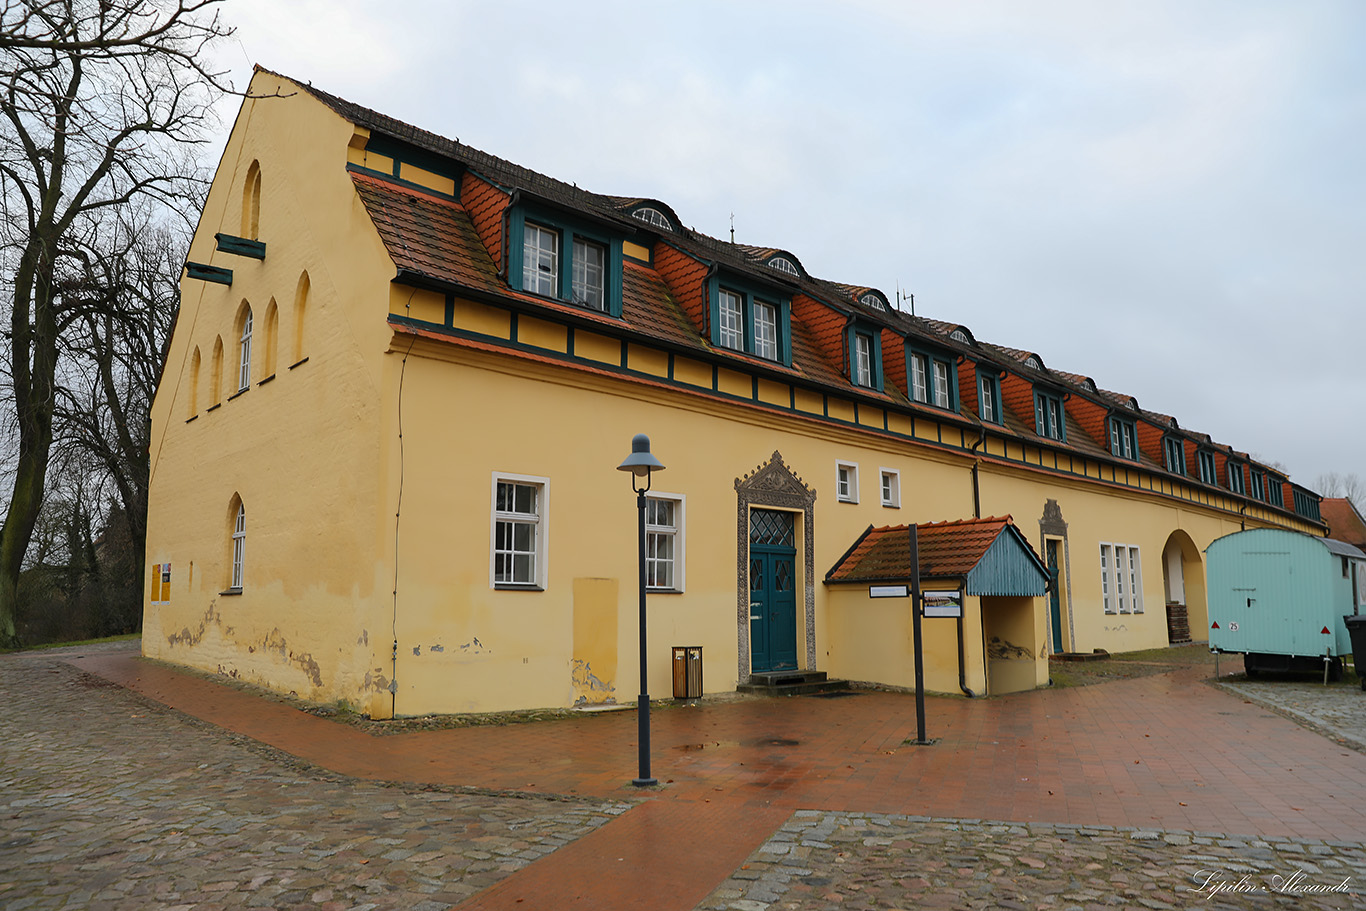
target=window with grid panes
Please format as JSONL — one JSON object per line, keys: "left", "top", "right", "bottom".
{"left": 854, "top": 333, "right": 874, "bottom": 387}
{"left": 523, "top": 222, "right": 559, "bottom": 296}
{"left": 492, "top": 476, "right": 546, "bottom": 588}
{"left": 718, "top": 289, "right": 743, "bottom": 351}
{"left": 645, "top": 496, "right": 682, "bottom": 591}
{"left": 754, "top": 300, "right": 778, "bottom": 360}
{"left": 571, "top": 237, "right": 605, "bottom": 309}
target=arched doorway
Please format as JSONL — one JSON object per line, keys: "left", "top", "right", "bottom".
{"left": 1161, "top": 529, "right": 1207, "bottom": 644}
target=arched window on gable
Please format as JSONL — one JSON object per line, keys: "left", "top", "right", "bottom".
{"left": 292, "top": 271, "right": 309, "bottom": 364}
{"left": 210, "top": 336, "right": 224, "bottom": 404}
{"left": 242, "top": 160, "right": 261, "bottom": 240}
{"left": 188, "top": 346, "right": 200, "bottom": 417}
{"left": 263, "top": 299, "right": 279, "bottom": 377}
{"left": 236, "top": 302, "right": 253, "bottom": 392}
{"left": 226, "top": 494, "right": 245, "bottom": 591}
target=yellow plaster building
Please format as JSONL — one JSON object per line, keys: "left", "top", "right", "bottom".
{"left": 143, "top": 69, "right": 1326, "bottom": 717}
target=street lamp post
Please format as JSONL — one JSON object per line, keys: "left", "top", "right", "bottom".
{"left": 617, "top": 433, "right": 665, "bottom": 787}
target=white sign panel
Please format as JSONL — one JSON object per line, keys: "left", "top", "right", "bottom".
{"left": 923, "top": 602, "right": 962, "bottom": 618}
{"left": 869, "top": 584, "right": 910, "bottom": 599}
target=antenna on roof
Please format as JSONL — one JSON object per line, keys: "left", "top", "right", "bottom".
{"left": 897, "top": 286, "right": 915, "bottom": 317}
{"left": 729, "top": 213, "right": 735, "bottom": 244}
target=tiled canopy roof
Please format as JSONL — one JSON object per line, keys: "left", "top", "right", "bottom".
{"left": 826, "top": 517, "right": 1043, "bottom": 583}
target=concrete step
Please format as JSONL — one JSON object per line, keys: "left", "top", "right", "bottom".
{"left": 737, "top": 670, "right": 852, "bottom": 697}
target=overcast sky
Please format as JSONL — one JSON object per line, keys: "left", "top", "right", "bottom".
{"left": 215, "top": 0, "right": 1366, "bottom": 490}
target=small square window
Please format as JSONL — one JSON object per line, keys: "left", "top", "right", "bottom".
{"left": 880, "top": 469, "right": 900, "bottom": 508}
{"left": 836, "top": 461, "right": 859, "bottom": 504}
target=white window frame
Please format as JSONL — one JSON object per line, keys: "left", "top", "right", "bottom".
{"left": 753, "top": 299, "right": 778, "bottom": 361}
{"left": 1100, "top": 542, "right": 1143, "bottom": 614}
{"left": 836, "top": 460, "right": 859, "bottom": 504}
{"left": 854, "top": 333, "right": 873, "bottom": 387}
{"left": 231, "top": 503, "right": 245, "bottom": 591}
{"left": 571, "top": 236, "right": 606, "bottom": 310}
{"left": 238, "top": 310, "right": 253, "bottom": 392}
{"left": 718, "top": 288, "right": 743, "bottom": 351}
{"left": 910, "top": 353, "right": 929, "bottom": 403}
{"left": 879, "top": 468, "right": 900, "bottom": 508}
{"left": 933, "top": 360, "right": 950, "bottom": 408}
{"left": 979, "top": 375, "right": 996, "bottom": 422}
{"left": 490, "top": 472, "right": 549, "bottom": 590}
{"left": 523, "top": 222, "right": 559, "bottom": 297}
{"left": 645, "top": 492, "right": 685, "bottom": 593}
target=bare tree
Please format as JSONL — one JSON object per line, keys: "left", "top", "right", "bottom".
{"left": 1315, "top": 471, "right": 1365, "bottom": 510}
{"left": 0, "top": 0, "right": 230, "bottom": 645}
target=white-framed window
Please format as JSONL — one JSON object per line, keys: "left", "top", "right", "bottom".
{"left": 979, "top": 374, "right": 997, "bottom": 423}
{"left": 571, "top": 237, "right": 606, "bottom": 310}
{"left": 933, "top": 361, "right": 950, "bottom": 408}
{"left": 910, "top": 353, "right": 929, "bottom": 403}
{"left": 231, "top": 503, "right": 245, "bottom": 591}
{"left": 880, "top": 468, "right": 900, "bottom": 508}
{"left": 523, "top": 222, "right": 559, "bottom": 297}
{"left": 645, "top": 493, "right": 685, "bottom": 592}
{"left": 1100, "top": 543, "right": 1143, "bottom": 614}
{"left": 854, "top": 333, "right": 873, "bottom": 387}
{"left": 754, "top": 300, "right": 778, "bottom": 360}
{"left": 491, "top": 473, "right": 549, "bottom": 589}
{"left": 718, "top": 288, "right": 743, "bottom": 351}
{"left": 238, "top": 310, "right": 253, "bottom": 392}
{"left": 836, "top": 460, "right": 859, "bottom": 503}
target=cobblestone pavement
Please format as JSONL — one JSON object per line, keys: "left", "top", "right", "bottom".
{"left": 1218, "top": 678, "right": 1366, "bottom": 753}
{"left": 0, "top": 647, "right": 631, "bottom": 911}
{"left": 697, "top": 812, "right": 1366, "bottom": 911}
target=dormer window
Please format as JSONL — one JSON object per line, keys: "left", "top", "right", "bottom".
{"left": 854, "top": 333, "right": 874, "bottom": 386}
{"left": 1268, "top": 478, "right": 1284, "bottom": 508}
{"left": 1109, "top": 416, "right": 1137, "bottom": 461}
{"left": 977, "top": 371, "right": 1002, "bottom": 424}
{"left": 718, "top": 289, "right": 744, "bottom": 350}
{"left": 511, "top": 211, "right": 623, "bottom": 316}
{"left": 1163, "top": 436, "right": 1186, "bottom": 475}
{"left": 1034, "top": 390, "right": 1065, "bottom": 441}
{"left": 1025, "top": 356, "right": 1042, "bottom": 370}
{"left": 859, "top": 292, "right": 886, "bottom": 311}
{"left": 767, "top": 256, "right": 800, "bottom": 277}
{"left": 707, "top": 274, "right": 791, "bottom": 364}
{"left": 1196, "top": 450, "right": 1217, "bottom": 485}
{"left": 907, "top": 342, "right": 956, "bottom": 411}
{"left": 1250, "top": 468, "right": 1265, "bottom": 500}
{"left": 631, "top": 207, "right": 673, "bottom": 232}
{"left": 1227, "top": 461, "right": 1245, "bottom": 495}
{"left": 950, "top": 329, "right": 969, "bottom": 343}
{"left": 523, "top": 222, "right": 559, "bottom": 296}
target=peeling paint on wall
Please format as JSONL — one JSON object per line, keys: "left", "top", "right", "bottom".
{"left": 166, "top": 601, "right": 220, "bottom": 648}
{"left": 429, "top": 644, "right": 443, "bottom": 652}
{"left": 458, "top": 637, "right": 489, "bottom": 654}
{"left": 570, "top": 658, "right": 617, "bottom": 706}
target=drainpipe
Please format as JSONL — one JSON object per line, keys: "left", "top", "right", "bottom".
{"left": 700, "top": 263, "right": 717, "bottom": 340}
{"left": 497, "top": 189, "right": 521, "bottom": 281}
{"left": 956, "top": 595, "right": 978, "bottom": 697}
{"left": 969, "top": 428, "right": 986, "bottom": 519}
{"left": 1239, "top": 504, "right": 1247, "bottom": 531}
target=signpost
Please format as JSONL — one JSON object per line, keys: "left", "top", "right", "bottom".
{"left": 868, "top": 530, "right": 961, "bottom": 746}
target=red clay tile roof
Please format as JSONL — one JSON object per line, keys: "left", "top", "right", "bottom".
{"left": 1321, "top": 498, "right": 1366, "bottom": 549}
{"left": 352, "top": 170, "right": 501, "bottom": 294}
{"left": 268, "top": 66, "right": 1316, "bottom": 508}
{"left": 826, "top": 517, "right": 1028, "bottom": 583}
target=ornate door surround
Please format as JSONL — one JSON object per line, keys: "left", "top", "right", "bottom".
{"left": 735, "top": 452, "right": 817, "bottom": 682}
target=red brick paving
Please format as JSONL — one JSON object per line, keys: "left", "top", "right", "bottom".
{"left": 68, "top": 650, "right": 1366, "bottom": 909}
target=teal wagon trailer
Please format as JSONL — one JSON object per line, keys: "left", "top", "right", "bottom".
{"left": 1206, "top": 528, "right": 1366, "bottom": 679}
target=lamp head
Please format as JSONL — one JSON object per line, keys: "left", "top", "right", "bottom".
{"left": 616, "top": 433, "right": 665, "bottom": 479}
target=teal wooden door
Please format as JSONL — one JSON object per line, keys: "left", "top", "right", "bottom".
{"left": 1047, "top": 540, "right": 1064, "bottom": 653}
{"left": 749, "top": 509, "right": 797, "bottom": 673}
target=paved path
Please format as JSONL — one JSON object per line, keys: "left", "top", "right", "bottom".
{"left": 2, "top": 641, "right": 1364, "bottom": 909}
